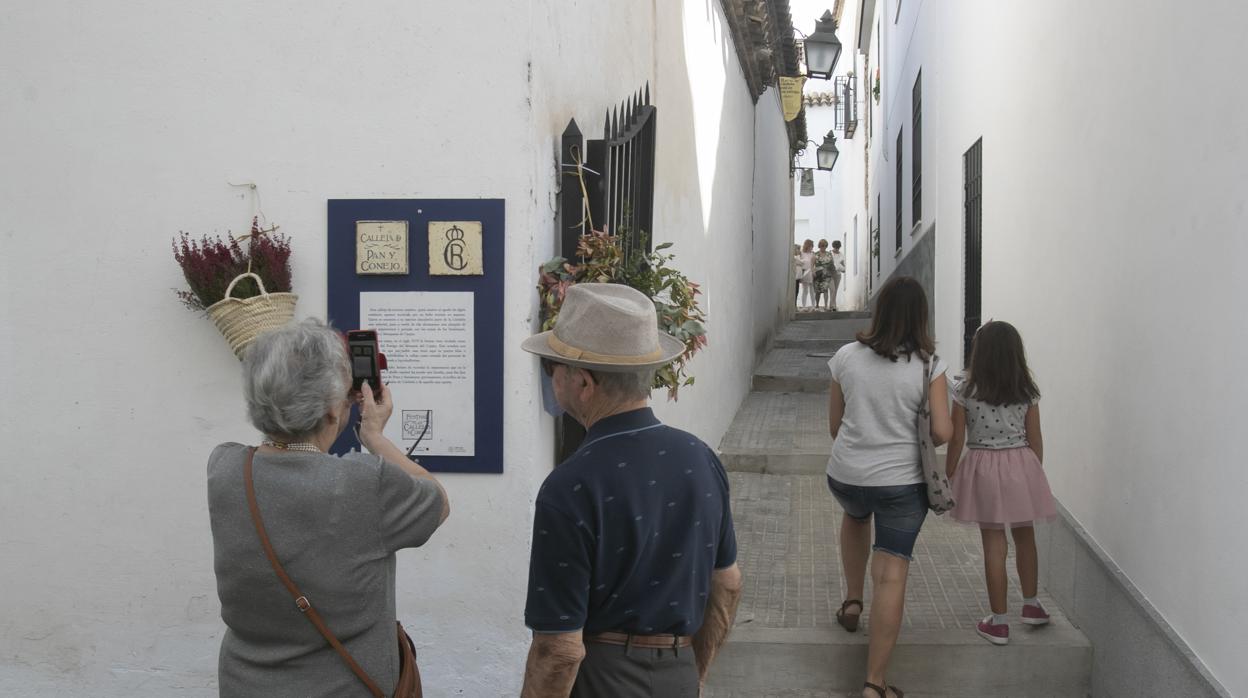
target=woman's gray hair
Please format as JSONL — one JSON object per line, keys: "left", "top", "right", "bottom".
{"left": 242, "top": 319, "right": 350, "bottom": 439}
{"left": 590, "top": 368, "right": 655, "bottom": 401}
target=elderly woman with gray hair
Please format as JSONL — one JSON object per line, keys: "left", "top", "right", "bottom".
{"left": 207, "top": 319, "right": 449, "bottom": 697}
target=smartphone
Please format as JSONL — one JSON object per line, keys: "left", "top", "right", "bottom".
{"left": 346, "top": 330, "right": 386, "bottom": 396}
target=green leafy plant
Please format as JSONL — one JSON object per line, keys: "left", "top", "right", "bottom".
{"left": 172, "top": 218, "right": 292, "bottom": 312}
{"left": 538, "top": 228, "right": 708, "bottom": 400}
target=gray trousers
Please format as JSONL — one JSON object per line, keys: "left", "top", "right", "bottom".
{"left": 570, "top": 641, "right": 699, "bottom": 698}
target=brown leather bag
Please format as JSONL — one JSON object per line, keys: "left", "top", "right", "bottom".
{"left": 245, "top": 447, "right": 423, "bottom": 698}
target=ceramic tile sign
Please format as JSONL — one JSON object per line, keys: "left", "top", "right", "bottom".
{"left": 428, "top": 221, "right": 484, "bottom": 276}
{"left": 355, "top": 221, "right": 409, "bottom": 275}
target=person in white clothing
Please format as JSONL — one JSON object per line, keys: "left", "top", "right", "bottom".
{"left": 829, "top": 240, "right": 846, "bottom": 310}
{"left": 797, "top": 239, "right": 815, "bottom": 311}
{"left": 826, "top": 276, "right": 952, "bottom": 698}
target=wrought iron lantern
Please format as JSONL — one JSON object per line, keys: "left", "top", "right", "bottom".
{"left": 816, "top": 131, "right": 840, "bottom": 171}
{"left": 804, "top": 10, "right": 842, "bottom": 80}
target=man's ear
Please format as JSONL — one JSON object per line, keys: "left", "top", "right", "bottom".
{"left": 573, "top": 367, "right": 596, "bottom": 397}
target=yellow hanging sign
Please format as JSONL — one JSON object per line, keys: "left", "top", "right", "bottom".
{"left": 779, "top": 76, "right": 807, "bottom": 121}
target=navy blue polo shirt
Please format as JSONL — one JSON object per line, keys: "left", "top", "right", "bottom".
{"left": 524, "top": 408, "right": 737, "bottom": 636}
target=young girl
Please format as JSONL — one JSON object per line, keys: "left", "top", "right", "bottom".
{"left": 946, "top": 321, "right": 1057, "bottom": 646}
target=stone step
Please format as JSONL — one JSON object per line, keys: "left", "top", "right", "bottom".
{"left": 718, "top": 391, "right": 830, "bottom": 474}
{"left": 753, "top": 348, "right": 834, "bottom": 393}
{"left": 774, "top": 320, "right": 865, "bottom": 350}
{"left": 709, "top": 624, "right": 1090, "bottom": 697}
{"left": 706, "top": 691, "right": 1059, "bottom": 698}
{"left": 707, "top": 473, "right": 1092, "bottom": 698}
{"left": 794, "top": 309, "right": 872, "bottom": 321}
{"left": 718, "top": 392, "right": 948, "bottom": 475}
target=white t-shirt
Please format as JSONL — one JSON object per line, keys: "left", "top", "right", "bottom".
{"left": 950, "top": 374, "right": 1032, "bottom": 449}
{"left": 797, "top": 252, "right": 814, "bottom": 282}
{"left": 830, "top": 251, "right": 845, "bottom": 274}
{"left": 827, "top": 342, "right": 948, "bottom": 487}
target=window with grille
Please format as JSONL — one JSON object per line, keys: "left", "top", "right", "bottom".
{"left": 852, "top": 215, "right": 858, "bottom": 276}
{"left": 963, "top": 138, "right": 983, "bottom": 367}
{"left": 895, "top": 129, "right": 903, "bottom": 253}
{"left": 874, "top": 194, "right": 882, "bottom": 274}
{"left": 912, "top": 71, "right": 922, "bottom": 226}
{"left": 835, "top": 75, "right": 857, "bottom": 139}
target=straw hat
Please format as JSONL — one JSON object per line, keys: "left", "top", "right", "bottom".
{"left": 522, "top": 283, "right": 685, "bottom": 372}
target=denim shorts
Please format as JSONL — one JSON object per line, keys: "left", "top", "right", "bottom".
{"left": 826, "top": 476, "right": 928, "bottom": 560}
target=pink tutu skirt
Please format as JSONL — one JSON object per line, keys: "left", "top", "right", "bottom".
{"left": 950, "top": 447, "right": 1056, "bottom": 528}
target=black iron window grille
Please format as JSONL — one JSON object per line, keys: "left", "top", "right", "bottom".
{"left": 835, "top": 75, "right": 857, "bottom": 139}
{"left": 963, "top": 138, "right": 983, "bottom": 367}
{"left": 559, "top": 84, "right": 657, "bottom": 260}
{"left": 895, "top": 128, "right": 903, "bottom": 254}
{"left": 555, "top": 84, "right": 657, "bottom": 462}
{"left": 912, "top": 71, "right": 922, "bottom": 226}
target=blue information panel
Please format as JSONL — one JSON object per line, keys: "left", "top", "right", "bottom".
{"left": 327, "top": 199, "right": 505, "bottom": 474}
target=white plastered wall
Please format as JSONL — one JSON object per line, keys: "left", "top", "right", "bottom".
{"left": 835, "top": 0, "right": 1248, "bottom": 693}
{"left": 0, "top": 1, "right": 792, "bottom": 695}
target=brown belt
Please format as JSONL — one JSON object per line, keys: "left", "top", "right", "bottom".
{"left": 584, "top": 631, "right": 693, "bottom": 649}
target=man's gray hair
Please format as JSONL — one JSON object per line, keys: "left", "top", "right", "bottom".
{"left": 242, "top": 319, "right": 350, "bottom": 439}
{"left": 590, "top": 368, "right": 655, "bottom": 401}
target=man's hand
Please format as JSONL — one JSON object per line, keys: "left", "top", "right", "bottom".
{"left": 693, "top": 564, "right": 744, "bottom": 685}
{"left": 521, "top": 631, "right": 585, "bottom": 698}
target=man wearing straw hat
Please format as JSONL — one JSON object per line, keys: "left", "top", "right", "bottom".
{"left": 519, "top": 283, "right": 743, "bottom": 698}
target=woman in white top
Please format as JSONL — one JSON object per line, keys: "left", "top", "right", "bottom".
{"left": 797, "top": 239, "right": 816, "bottom": 310}
{"left": 826, "top": 276, "right": 952, "bottom": 698}
{"left": 829, "top": 240, "right": 846, "bottom": 310}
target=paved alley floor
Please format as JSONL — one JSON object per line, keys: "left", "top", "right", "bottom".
{"left": 705, "top": 315, "right": 1090, "bottom": 697}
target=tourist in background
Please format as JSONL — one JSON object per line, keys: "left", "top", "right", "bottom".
{"left": 812, "top": 239, "right": 835, "bottom": 310}
{"left": 829, "top": 240, "right": 846, "bottom": 310}
{"left": 797, "top": 239, "right": 816, "bottom": 311}
{"left": 946, "top": 321, "right": 1057, "bottom": 647}
{"left": 792, "top": 243, "right": 802, "bottom": 305}
{"left": 825, "top": 277, "right": 952, "bottom": 698}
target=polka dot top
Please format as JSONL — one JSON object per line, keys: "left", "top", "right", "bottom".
{"left": 950, "top": 375, "right": 1032, "bottom": 450}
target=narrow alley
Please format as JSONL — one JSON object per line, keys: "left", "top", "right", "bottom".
{"left": 706, "top": 314, "right": 1089, "bottom": 697}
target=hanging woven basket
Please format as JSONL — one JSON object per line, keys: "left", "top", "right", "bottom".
{"left": 206, "top": 272, "right": 298, "bottom": 360}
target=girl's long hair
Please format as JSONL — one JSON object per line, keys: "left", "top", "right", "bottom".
{"left": 856, "top": 276, "right": 934, "bottom": 362}
{"left": 964, "top": 321, "right": 1040, "bottom": 406}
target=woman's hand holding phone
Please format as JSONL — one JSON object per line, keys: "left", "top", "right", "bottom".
{"left": 357, "top": 382, "right": 394, "bottom": 449}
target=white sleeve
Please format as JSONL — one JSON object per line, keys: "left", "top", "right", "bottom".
{"left": 828, "top": 347, "right": 844, "bottom": 384}
{"left": 948, "top": 373, "right": 966, "bottom": 406}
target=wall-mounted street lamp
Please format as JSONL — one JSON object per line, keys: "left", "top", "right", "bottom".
{"left": 803, "top": 10, "right": 843, "bottom": 80}
{"left": 792, "top": 130, "right": 840, "bottom": 176}
{"left": 815, "top": 130, "right": 840, "bottom": 171}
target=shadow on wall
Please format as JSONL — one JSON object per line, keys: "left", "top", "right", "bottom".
{"left": 871, "top": 223, "right": 936, "bottom": 332}
{"left": 654, "top": 0, "right": 785, "bottom": 403}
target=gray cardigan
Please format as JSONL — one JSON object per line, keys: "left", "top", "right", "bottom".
{"left": 207, "top": 443, "right": 444, "bottom": 697}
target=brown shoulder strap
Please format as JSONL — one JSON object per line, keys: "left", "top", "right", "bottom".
{"left": 244, "top": 447, "right": 386, "bottom": 698}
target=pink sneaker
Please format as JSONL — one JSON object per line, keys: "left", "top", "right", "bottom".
{"left": 1021, "top": 603, "right": 1051, "bottom": 626}
{"left": 976, "top": 616, "right": 1009, "bottom": 645}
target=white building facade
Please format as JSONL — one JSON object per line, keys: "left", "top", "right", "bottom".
{"left": 0, "top": 2, "right": 799, "bottom": 695}
{"left": 818, "top": 1, "right": 1245, "bottom": 695}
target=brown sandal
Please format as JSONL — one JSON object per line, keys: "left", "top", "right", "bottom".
{"left": 864, "top": 681, "right": 904, "bottom": 698}
{"left": 836, "top": 599, "right": 863, "bottom": 632}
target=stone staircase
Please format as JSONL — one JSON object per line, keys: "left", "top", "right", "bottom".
{"left": 705, "top": 314, "right": 1092, "bottom": 698}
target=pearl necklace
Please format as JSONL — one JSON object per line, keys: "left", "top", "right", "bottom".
{"left": 262, "top": 439, "right": 322, "bottom": 453}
